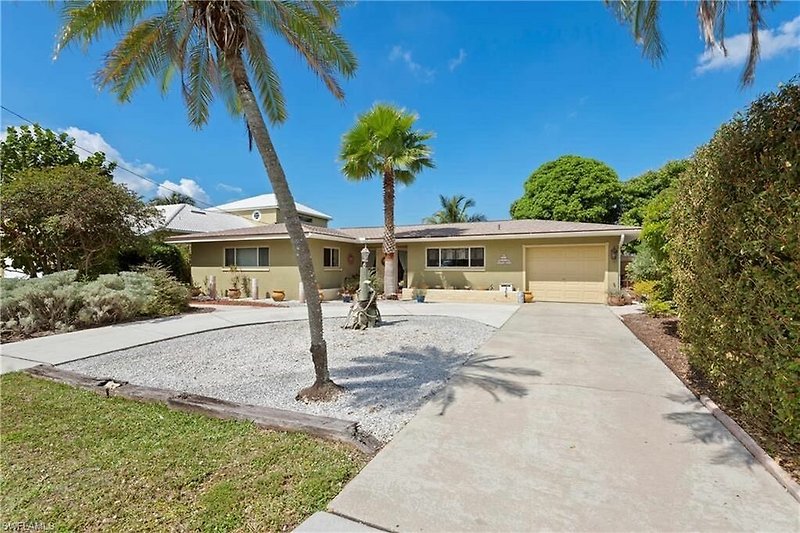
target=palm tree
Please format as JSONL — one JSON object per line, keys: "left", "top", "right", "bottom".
{"left": 56, "top": 1, "right": 356, "bottom": 401}
{"left": 424, "top": 194, "right": 487, "bottom": 224}
{"left": 340, "top": 104, "right": 434, "bottom": 298}
{"left": 606, "top": 0, "right": 775, "bottom": 86}
{"left": 150, "top": 191, "right": 196, "bottom": 206}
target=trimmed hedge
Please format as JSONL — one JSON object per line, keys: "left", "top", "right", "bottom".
{"left": 671, "top": 81, "right": 800, "bottom": 444}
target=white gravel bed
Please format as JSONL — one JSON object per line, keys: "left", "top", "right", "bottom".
{"left": 62, "top": 316, "right": 495, "bottom": 441}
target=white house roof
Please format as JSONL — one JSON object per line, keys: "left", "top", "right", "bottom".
{"left": 154, "top": 204, "right": 256, "bottom": 234}
{"left": 211, "top": 193, "right": 332, "bottom": 220}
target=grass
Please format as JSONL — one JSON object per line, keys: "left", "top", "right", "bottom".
{"left": 0, "top": 373, "right": 366, "bottom": 532}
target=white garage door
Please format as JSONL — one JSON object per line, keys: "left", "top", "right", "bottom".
{"left": 526, "top": 245, "right": 607, "bottom": 303}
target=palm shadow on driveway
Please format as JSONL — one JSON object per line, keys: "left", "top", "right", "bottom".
{"left": 332, "top": 346, "right": 541, "bottom": 417}
{"left": 663, "top": 392, "right": 755, "bottom": 468}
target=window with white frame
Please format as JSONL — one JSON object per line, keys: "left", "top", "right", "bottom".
{"left": 224, "top": 247, "right": 269, "bottom": 267}
{"left": 426, "top": 247, "right": 485, "bottom": 268}
{"left": 323, "top": 247, "right": 340, "bottom": 268}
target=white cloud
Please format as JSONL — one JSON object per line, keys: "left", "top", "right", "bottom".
{"left": 216, "top": 182, "right": 243, "bottom": 194}
{"left": 157, "top": 178, "right": 210, "bottom": 204}
{"left": 61, "top": 126, "right": 163, "bottom": 195}
{"left": 448, "top": 49, "right": 467, "bottom": 72}
{"left": 389, "top": 45, "right": 436, "bottom": 82}
{"left": 696, "top": 15, "right": 800, "bottom": 74}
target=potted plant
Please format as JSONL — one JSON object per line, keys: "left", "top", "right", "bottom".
{"left": 190, "top": 278, "right": 203, "bottom": 298}
{"left": 412, "top": 287, "right": 427, "bottom": 303}
{"left": 227, "top": 266, "right": 242, "bottom": 299}
{"left": 607, "top": 288, "right": 629, "bottom": 306}
{"left": 341, "top": 274, "right": 359, "bottom": 303}
{"left": 271, "top": 289, "right": 286, "bottom": 302}
{"left": 523, "top": 290, "right": 534, "bottom": 303}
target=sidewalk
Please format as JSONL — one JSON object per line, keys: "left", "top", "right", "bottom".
{"left": 0, "top": 301, "right": 519, "bottom": 374}
{"left": 323, "top": 303, "right": 799, "bottom": 531}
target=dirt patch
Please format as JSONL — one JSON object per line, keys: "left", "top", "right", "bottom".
{"left": 622, "top": 312, "right": 799, "bottom": 483}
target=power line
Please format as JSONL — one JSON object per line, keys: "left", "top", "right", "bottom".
{"left": 0, "top": 104, "right": 223, "bottom": 210}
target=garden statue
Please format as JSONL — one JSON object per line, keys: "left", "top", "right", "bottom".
{"left": 343, "top": 245, "right": 381, "bottom": 329}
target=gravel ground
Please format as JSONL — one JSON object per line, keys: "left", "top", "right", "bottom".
{"left": 63, "top": 316, "right": 495, "bottom": 441}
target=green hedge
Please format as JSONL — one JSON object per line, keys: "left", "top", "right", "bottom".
{"left": 671, "top": 81, "right": 800, "bottom": 444}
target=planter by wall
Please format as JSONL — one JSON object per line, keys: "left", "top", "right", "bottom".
{"left": 226, "top": 288, "right": 241, "bottom": 299}
{"left": 523, "top": 291, "right": 534, "bottom": 303}
{"left": 271, "top": 290, "right": 286, "bottom": 302}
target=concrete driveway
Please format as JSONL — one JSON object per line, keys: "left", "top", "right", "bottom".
{"left": 325, "top": 303, "right": 799, "bottom": 531}
{"left": 0, "top": 301, "right": 519, "bottom": 373}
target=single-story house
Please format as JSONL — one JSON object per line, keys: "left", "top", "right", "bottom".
{"left": 166, "top": 194, "right": 640, "bottom": 304}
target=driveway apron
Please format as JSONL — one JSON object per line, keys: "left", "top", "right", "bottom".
{"left": 328, "top": 303, "right": 799, "bottom": 532}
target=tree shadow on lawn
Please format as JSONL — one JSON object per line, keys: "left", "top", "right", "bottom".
{"left": 332, "top": 346, "right": 541, "bottom": 417}
{"left": 663, "top": 393, "right": 755, "bottom": 468}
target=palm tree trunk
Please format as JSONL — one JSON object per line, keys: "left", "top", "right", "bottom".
{"left": 382, "top": 169, "right": 398, "bottom": 299}
{"left": 228, "top": 51, "right": 341, "bottom": 401}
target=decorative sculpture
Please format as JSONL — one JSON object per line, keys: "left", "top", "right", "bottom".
{"left": 343, "top": 245, "right": 381, "bottom": 329}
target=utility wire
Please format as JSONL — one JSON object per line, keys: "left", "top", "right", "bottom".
{"left": 0, "top": 104, "right": 282, "bottom": 226}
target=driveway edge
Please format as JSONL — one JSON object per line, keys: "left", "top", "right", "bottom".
{"left": 613, "top": 309, "right": 800, "bottom": 504}
{"left": 698, "top": 394, "right": 800, "bottom": 503}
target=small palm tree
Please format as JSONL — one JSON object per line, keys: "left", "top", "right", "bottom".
{"left": 150, "top": 192, "right": 196, "bottom": 206}
{"left": 55, "top": 0, "right": 356, "bottom": 401}
{"left": 340, "top": 104, "right": 434, "bottom": 297}
{"left": 606, "top": 0, "right": 775, "bottom": 85}
{"left": 424, "top": 194, "right": 487, "bottom": 224}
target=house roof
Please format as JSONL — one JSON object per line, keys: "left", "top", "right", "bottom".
{"left": 166, "top": 219, "right": 641, "bottom": 244}
{"left": 210, "top": 193, "right": 333, "bottom": 220}
{"left": 153, "top": 204, "right": 256, "bottom": 234}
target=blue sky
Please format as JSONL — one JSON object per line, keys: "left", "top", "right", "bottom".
{"left": 2, "top": 2, "right": 798, "bottom": 227}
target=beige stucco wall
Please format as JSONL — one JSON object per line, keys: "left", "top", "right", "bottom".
{"left": 403, "top": 236, "right": 621, "bottom": 293}
{"left": 190, "top": 238, "right": 359, "bottom": 300}
{"left": 224, "top": 208, "right": 328, "bottom": 227}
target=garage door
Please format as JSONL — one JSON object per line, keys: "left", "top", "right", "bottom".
{"left": 526, "top": 245, "right": 607, "bottom": 303}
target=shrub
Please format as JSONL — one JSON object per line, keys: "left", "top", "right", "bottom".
{"left": 632, "top": 280, "right": 658, "bottom": 301}
{"left": 671, "top": 81, "right": 800, "bottom": 444}
{"left": 1, "top": 270, "right": 83, "bottom": 335}
{"left": 138, "top": 266, "right": 190, "bottom": 316}
{"left": 119, "top": 241, "right": 191, "bottom": 284}
{"left": 627, "top": 246, "right": 662, "bottom": 282}
{"left": 1, "top": 267, "right": 188, "bottom": 338}
{"left": 644, "top": 298, "right": 676, "bottom": 317}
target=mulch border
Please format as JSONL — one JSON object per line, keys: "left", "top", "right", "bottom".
{"left": 23, "top": 365, "right": 382, "bottom": 455}
{"left": 617, "top": 312, "right": 800, "bottom": 503}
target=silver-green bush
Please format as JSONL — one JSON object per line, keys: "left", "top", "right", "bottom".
{"left": 1, "top": 267, "right": 188, "bottom": 338}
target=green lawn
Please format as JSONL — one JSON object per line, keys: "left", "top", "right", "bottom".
{"left": 1, "top": 373, "right": 366, "bottom": 532}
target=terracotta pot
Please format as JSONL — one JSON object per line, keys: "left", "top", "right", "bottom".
{"left": 226, "top": 288, "right": 241, "bottom": 299}
{"left": 523, "top": 291, "right": 534, "bottom": 303}
{"left": 190, "top": 287, "right": 202, "bottom": 298}
{"left": 271, "top": 290, "right": 285, "bottom": 302}
{"left": 318, "top": 289, "right": 325, "bottom": 302}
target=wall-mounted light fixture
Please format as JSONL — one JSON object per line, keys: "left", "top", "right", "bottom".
{"left": 610, "top": 245, "right": 619, "bottom": 260}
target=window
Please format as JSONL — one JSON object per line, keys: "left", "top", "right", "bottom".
{"left": 323, "top": 247, "right": 340, "bottom": 268}
{"left": 224, "top": 247, "right": 269, "bottom": 267}
{"left": 426, "top": 247, "right": 485, "bottom": 268}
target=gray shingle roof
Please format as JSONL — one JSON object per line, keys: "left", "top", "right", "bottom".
{"left": 155, "top": 204, "right": 256, "bottom": 234}
{"left": 166, "top": 219, "right": 640, "bottom": 243}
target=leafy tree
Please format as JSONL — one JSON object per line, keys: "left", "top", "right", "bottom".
{"left": 510, "top": 155, "right": 622, "bottom": 224}
{"left": 606, "top": 0, "right": 775, "bottom": 85}
{"left": 150, "top": 192, "right": 196, "bottom": 206}
{"left": 1, "top": 166, "right": 158, "bottom": 277}
{"left": 424, "top": 194, "right": 486, "bottom": 224}
{"left": 56, "top": 1, "right": 356, "bottom": 401}
{"left": 620, "top": 159, "right": 687, "bottom": 226}
{"left": 0, "top": 124, "right": 116, "bottom": 182}
{"left": 340, "top": 104, "right": 434, "bottom": 297}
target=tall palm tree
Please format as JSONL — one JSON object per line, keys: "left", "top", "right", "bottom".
{"left": 606, "top": 0, "right": 776, "bottom": 86}
{"left": 424, "top": 194, "right": 487, "bottom": 224}
{"left": 340, "top": 104, "right": 434, "bottom": 298}
{"left": 55, "top": 0, "right": 356, "bottom": 401}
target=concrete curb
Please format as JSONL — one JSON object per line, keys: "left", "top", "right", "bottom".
{"left": 698, "top": 394, "right": 800, "bottom": 504}
{"left": 616, "top": 311, "right": 800, "bottom": 504}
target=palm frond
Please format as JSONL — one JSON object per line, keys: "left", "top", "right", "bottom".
{"left": 605, "top": 0, "right": 665, "bottom": 64}
{"left": 56, "top": 0, "right": 152, "bottom": 56}
{"left": 244, "top": 30, "right": 287, "bottom": 124}
{"left": 182, "top": 36, "right": 216, "bottom": 128}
